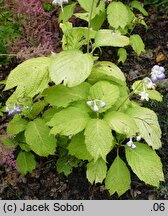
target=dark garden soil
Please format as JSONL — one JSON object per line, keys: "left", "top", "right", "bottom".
{"left": 0, "top": 5, "right": 168, "bottom": 200}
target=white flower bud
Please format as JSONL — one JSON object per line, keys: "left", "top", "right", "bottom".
{"left": 126, "top": 137, "right": 133, "bottom": 147}
{"left": 139, "top": 91, "right": 149, "bottom": 101}
{"left": 93, "top": 104, "right": 99, "bottom": 112}
{"left": 126, "top": 140, "right": 132, "bottom": 147}
{"left": 52, "top": 0, "right": 68, "bottom": 11}
{"left": 86, "top": 100, "right": 92, "bottom": 107}
{"left": 52, "top": 0, "right": 68, "bottom": 6}
{"left": 100, "top": 101, "right": 106, "bottom": 108}
{"left": 131, "top": 144, "right": 136, "bottom": 149}
{"left": 136, "top": 135, "right": 141, "bottom": 141}
{"left": 111, "top": 30, "right": 115, "bottom": 35}
{"left": 143, "top": 77, "right": 155, "bottom": 89}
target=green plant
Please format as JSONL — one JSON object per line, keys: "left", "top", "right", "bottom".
{"left": 0, "top": 0, "right": 21, "bottom": 64}
{"left": 2, "top": 0, "right": 165, "bottom": 197}
{"left": 59, "top": 0, "right": 148, "bottom": 62}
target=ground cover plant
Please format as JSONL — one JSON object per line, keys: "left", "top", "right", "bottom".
{"left": 0, "top": 0, "right": 21, "bottom": 64}
{"left": 0, "top": 0, "right": 167, "bottom": 198}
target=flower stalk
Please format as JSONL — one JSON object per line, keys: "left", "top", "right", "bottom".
{"left": 87, "top": 0, "right": 95, "bottom": 53}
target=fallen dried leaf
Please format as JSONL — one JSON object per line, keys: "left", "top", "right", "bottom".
{"left": 156, "top": 52, "right": 166, "bottom": 62}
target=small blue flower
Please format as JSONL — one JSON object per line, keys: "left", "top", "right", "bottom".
{"left": 126, "top": 137, "right": 136, "bottom": 150}
{"left": 151, "top": 75, "right": 158, "bottom": 83}
{"left": 86, "top": 100, "right": 92, "bottom": 107}
{"left": 93, "top": 103, "right": 99, "bottom": 112}
{"left": 126, "top": 138, "right": 133, "bottom": 147}
{"left": 131, "top": 144, "right": 136, "bottom": 149}
{"left": 159, "top": 66, "right": 165, "bottom": 73}
{"left": 136, "top": 135, "right": 141, "bottom": 141}
{"left": 87, "top": 99, "right": 106, "bottom": 112}
{"left": 100, "top": 101, "right": 106, "bottom": 108}
{"left": 157, "top": 72, "right": 165, "bottom": 80}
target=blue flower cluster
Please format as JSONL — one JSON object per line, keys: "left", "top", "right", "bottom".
{"left": 126, "top": 135, "right": 141, "bottom": 150}
{"left": 86, "top": 99, "right": 106, "bottom": 112}
{"left": 6, "top": 104, "right": 22, "bottom": 116}
{"left": 126, "top": 137, "right": 136, "bottom": 149}
{"left": 151, "top": 65, "right": 165, "bottom": 83}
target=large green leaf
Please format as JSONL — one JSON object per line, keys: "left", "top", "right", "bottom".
{"left": 75, "top": 1, "right": 105, "bottom": 30}
{"left": 84, "top": 119, "right": 114, "bottom": 161}
{"left": 49, "top": 50, "right": 93, "bottom": 87}
{"left": 126, "top": 142, "right": 164, "bottom": 187}
{"left": 71, "top": 100, "right": 92, "bottom": 114}
{"left": 74, "top": 13, "right": 89, "bottom": 22}
{"left": 94, "top": 30, "right": 130, "bottom": 47}
{"left": 90, "top": 8, "right": 106, "bottom": 31}
{"left": 126, "top": 107, "right": 162, "bottom": 149}
{"left": 58, "top": 3, "right": 77, "bottom": 23}
{"left": 47, "top": 107, "right": 90, "bottom": 136}
{"left": 126, "top": 5, "right": 136, "bottom": 24}
{"left": 4, "top": 57, "right": 50, "bottom": 97}
{"left": 88, "top": 81, "right": 120, "bottom": 113}
{"left": 25, "top": 118, "right": 57, "bottom": 156}
{"left": 131, "top": 1, "right": 148, "bottom": 16}
{"left": 107, "top": 2, "right": 129, "bottom": 29}
{"left": 19, "top": 143, "right": 31, "bottom": 152}
{"left": 43, "top": 82, "right": 90, "bottom": 108}
{"left": 110, "top": 86, "right": 130, "bottom": 112}
{"left": 16, "top": 151, "right": 36, "bottom": 176}
{"left": 77, "top": 0, "right": 99, "bottom": 13}
{"left": 7, "top": 115, "right": 28, "bottom": 135}
{"left": 42, "top": 107, "right": 61, "bottom": 123}
{"left": 77, "top": 0, "right": 104, "bottom": 19}
{"left": 105, "top": 155, "right": 131, "bottom": 196}
{"left": 26, "top": 100, "right": 47, "bottom": 119}
{"left": 56, "top": 154, "right": 80, "bottom": 176}
{"left": 147, "top": 90, "right": 163, "bottom": 102}
{"left": 130, "top": 34, "right": 145, "bottom": 56}
{"left": 86, "top": 158, "right": 107, "bottom": 184}
{"left": 68, "top": 133, "right": 92, "bottom": 161}
{"left": 60, "top": 23, "right": 96, "bottom": 50}
{"left": 88, "top": 61, "right": 126, "bottom": 85}
{"left": 104, "top": 111, "right": 138, "bottom": 137}
{"left": 6, "top": 85, "right": 25, "bottom": 105}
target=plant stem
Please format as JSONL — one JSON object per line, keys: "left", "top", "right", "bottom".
{"left": 117, "top": 81, "right": 143, "bottom": 111}
{"left": 117, "top": 147, "right": 119, "bottom": 156}
{"left": 0, "top": 54, "right": 17, "bottom": 56}
{"left": 87, "top": 0, "right": 95, "bottom": 53}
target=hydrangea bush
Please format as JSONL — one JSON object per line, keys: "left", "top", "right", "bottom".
{"left": 2, "top": 0, "right": 166, "bottom": 196}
